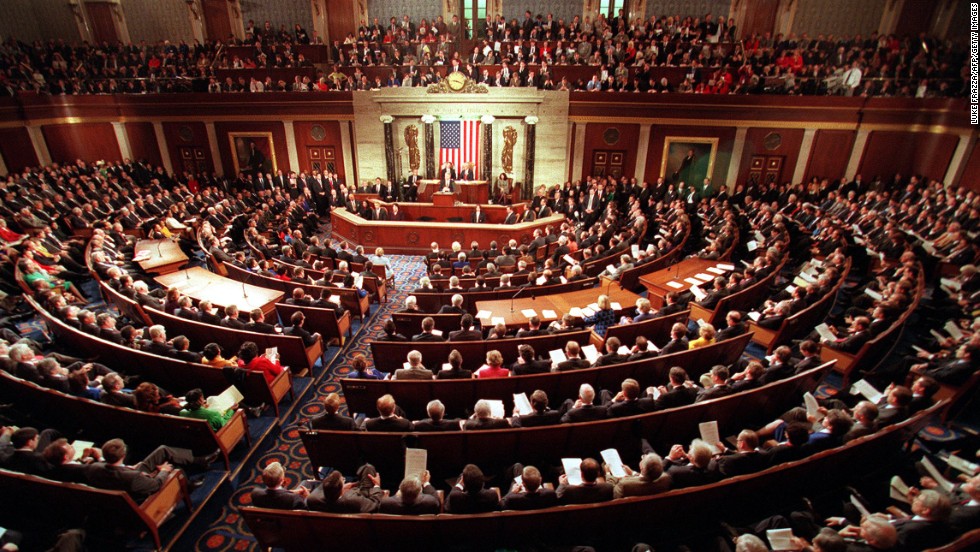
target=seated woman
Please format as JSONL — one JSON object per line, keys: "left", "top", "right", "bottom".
{"left": 237, "top": 341, "right": 285, "bottom": 384}
{"left": 18, "top": 258, "right": 84, "bottom": 303}
{"left": 346, "top": 353, "right": 383, "bottom": 380}
{"left": 474, "top": 350, "right": 510, "bottom": 378}
{"left": 202, "top": 343, "right": 237, "bottom": 367}
{"left": 582, "top": 294, "right": 617, "bottom": 337}
{"left": 179, "top": 388, "right": 236, "bottom": 430}
{"left": 689, "top": 324, "right": 716, "bottom": 349}
{"left": 133, "top": 382, "right": 182, "bottom": 416}
{"left": 369, "top": 247, "right": 394, "bottom": 280}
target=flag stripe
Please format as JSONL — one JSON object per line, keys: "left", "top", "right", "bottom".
{"left": 439, "top": 120, "right": 481, "bottom": 180}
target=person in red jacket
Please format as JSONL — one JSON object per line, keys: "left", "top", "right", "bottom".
{"left": 237, "top": 341, "right": 284, "bottom": 384}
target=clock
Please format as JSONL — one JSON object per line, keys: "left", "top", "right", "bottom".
{"left": 447, "top": 71, "right": 467, "bottom": 91}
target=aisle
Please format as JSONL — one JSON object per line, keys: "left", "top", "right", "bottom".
{"left": 190, "top": 252, "right": 427, "bottom": 552}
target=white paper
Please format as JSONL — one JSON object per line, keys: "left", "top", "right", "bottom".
{"left": 403, "top": 362, "right": 412, "bottom": 369}
{"left": 606, "top": 264, "right": 617, "bottom": 275}
{"left": 684, "top": 277, "right": 703, "bottom": 286}
{"left": 588, "top": 303, "right": 600, "bottom": 311}
{"left": 698, "top": 421, "right": 720, "bottom": 446}
{"left": 706, "top": 267, "right": 725, "bottom": 275}
{"left": 850, "top": 494, "right": 872, "bottom": 519}
{"left": 513, "top": 393, "right": 533, "bottom": 416}
{"left": 748, "top": 311, "right": 762, "bottom": 321}
{"left": 580, "top": 307, "right": 596, "bottom": 317}
{"left": 207, "top": 385, "right": 244, "bottom": 413}
{"left": 940, "top": 278, "right": 961, "bottom": 291}
{"left": 946, "top": 453, "right": 980, "bottom": 475}
{"left": 797, "top": 272, "right": 816, "bottom": 284}
{"left": 581, "top": 344, "right": 600, "bottom": 363}
{"left": 569, "top": 307, "right": 584, "bottom": 318}
{"left": 441, "top": 363, "right": 453, "bottom": 371}
{"left": 404, "top": 448, "right": 427, "bottom": 481}
{"left": 814, "top": 323, "right": 836, "bottom": 342}
{"left": 930, "top": 329, "right": 946, "bottom": 342}
{"left": 265, "top": 347, "right": 278, "bottom": 361}
{"left": 912, "top": 345, "right": 928, "bottom": 354}
{"left": 486, "top": 399, "right": 505, "bottom": 419}
{"left": 521, "top": 309, "right": 537, "bottom": 318}
{"left": 793, "top": 276, "right": 811, "bottom": 288}
{"left": 766, "top": 529, "right": 794, "bottom": 551}
{"left": 716, "top": 263, "right": 735, "bottom": 271}
{"left": 695, "top": 273, "right": 714, "bottom": 282}
{"left": 852, "top": 379, "right": 883, "bottom": 404}
{"left": 70, "top": 440, "right": 94, "bottom": 460}
{"left": 754, "top": 231, "right": 765, "bottom": 242}
{"left": 690, "top": 285, "right": 707, "bottom": 301}
{"left": 746, "top": 240, "right": 758, "bottom": 252}
{"left": 617, "top": 345, "right": 631, "bottom": 355}
{"left": 491, "top": 317, "right": 505, "bottom": 326}
{"left": 430, "top": 329, "right": 443, "bottom": 337}
{"left": 785, "top": 285, "right": 797, "bottom": 294}
{"left": 549, "top": 349, "right": 567, "bottom": 363}
{"left": 563, "top": 254, "right": 576, "bottom": 265}
{"left": 650, "top": 386, "right": 662, "bottom": 400}
{"left": 562, "top": 458, "right": 583, "bottom": 486}
{"left": 601, "top": 448, "right": 627, "bottom": 478}
{"left": 864, "top": 289, "right": 883, "bottom": 301}
{"left": 542, "top": 309, "right": 557, "bottom": 319}
{"left": 631, "top": 244, "right": 640, "bottom": 257}
{"left": 803, "top": 392, "right": 824, "bottom": 421}
{"left": 920, "top": 457, "right": 954, "bottom": 492}
{"left": 536, "top": 276, "right": 547, "bottom": 285}
{"left": 944, "top": 321, "right": 964, "bottom": 340}
{"left": 610, "top": 302, "right": 622, "bottom": 311}
{"left": 476, "top": 310, "right": 492, "bottom": 319}
{"left": 696, "top": 318, "right": 706, "bottom": 328}
{"left": 666, "top": 281, "right": 684, "bottom": 289}
{"left": 890, "top": 476, "right": 910, "bottom": 504}
{"left": 560, "top": 276, "right": 567, "bottom": 284}
{"left": 328, "top": 295, "right": 341, "bottom": 304}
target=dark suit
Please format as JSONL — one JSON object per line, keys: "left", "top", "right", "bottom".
{"left": 446, "top": 488, "right": 500, "bottom": 513}
{"left": 555, "top": 358, "right": 591, "bottom": 372}
{"left": 502, "top": 488, "right": 559, "bottom": 510}
{"left": 654, "top": 385, "right": 698, "bottom": 410}
{"left": 413, "top": 418, "right": 461, "bottom": 432}
{"left": 411, "top": 332, "right": 445, "bottom": 342}
{"left": 379, "top": 485, "right": 440, "bottom": 514}
{"left": 556, "top": 482, "right": 614, "bottom": 504}
{"left": 560, "top": 404, "right": 607, "bottom": 423}
{"left": 658, "top": 337, "right": 689, "bottom": 356}
{"left": 362, "top": 416, "right": 413, "bottom": 432}
{"left": 665, "top": 461, "right": 721, "bottom": 488}
{"left": 251, "top": 486, "right": 307, "bottom": 510}
{"left": 310, "top": 412, "right": 359, "bottom": 431}
{"left": 510, "top": 359, "right": 552, "bottom": 375}
{"left": 716, "top": 451, "right": 769, "bottom": 477}
{"left": 449, "top": 329, "right": 483, "bottom": 341}
{"left": 462, "top": 418, "right": 510, "bottom": 431}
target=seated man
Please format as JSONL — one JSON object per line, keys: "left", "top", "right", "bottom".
{"left": 556, "top": 457, "right": 614, "bottom": 504}
{"left": 413, "top": 399, "right": 460, "bottom": 432}
{"left": 86, "top": 438, "right": 215, "bottom": 500}
{"left": 551, "top": 341, "right": 591, "bottom": 372}
{"left": 392, "top": 350, "right": 433, "bottom": 380}
{"left": 412, "top": 316, "right": 445, "bottom": 342}
{"left": 509, "top": 344, "right": 551, "bottom": 375}
{"left": 310, "top": 393, "right": 359, "bottom": 431}
{"left": 179, "top": 388, "right": 236, "bottom": 430}
{"left": 650, "top": 366, "right": 698, "bottom": 410}
{"left": 658, "top": 323, "right": 690, "bottom": 355}
{"left": 284, "top": 311, "right": 321, "bottom": 347}
{"left": 606, "top": 452, "right": 671, "bottom": 498}
{"left": 502, "top": 465, "right": 559, "bottom": 510}
{"left": 379, "top": 472, "right": 441, "bottom": 515}
{"left": 560, "top": 384, "right": 608, "bottom": 423}
{"left": 446, "top": 464, "right": 501, "bottom": 514}
{"left": 715, "top": 430, "right": 768, "bottom": 477}
{"left": 663, "top": 439, "right": 722, "bottom": 488}
{"left": 592, "top": 336, "right": 629, "bottom": 367}
{"left": 245, "top": 308, "right": 277, "bottom": 334}
{"left": 251, "top": 461, "right": 308, "bottom": 510}
{"left": 307, "top": 464, "right": 384, "bottom": 513}
{"left": 361, "top": 394, "right": 412, "bottom": 432}
{"left": 462, "top": 399, "right": 510, "bottom": 430}
{"left": 511, "top": 390, "right": 562, "bottom": 427}
{"left": 449, "top": 314, "right": 483, "bottom": 341}
{"left": 601, "top": 378, "right": 651, "bottom": 418}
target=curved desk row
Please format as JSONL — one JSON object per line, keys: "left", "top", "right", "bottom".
{"left": 331, "top": 206, "right": 565, "bottom": 255}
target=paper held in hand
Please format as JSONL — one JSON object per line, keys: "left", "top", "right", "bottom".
{"left": 265, "top": 347, "right": 278, "bottom": 361}
{"left": 850, "top": 379, "right": 883, "bottom": 404}
{"left": 850, "top": 494, "right": 871, "bottom": 519}
{"left": 601, "top": 448, "right": 627, "bottom": 478}
{"left": 766, "top": 529, "right": 794, "bottom": 552}
{"left": 689, "top": 285, "right": 707, "bottom": 301}
{"left": 890, "top": 476, "right": 911, "bottom": 504}
{"left": 549, "top": 349, "right": 567, "bottom": 364}
{"left": 513, "top": 392, "right": 533, "bottom": 416}
{"left": 814, "top": 323, "right": 836, "bottom": 342}
{"left": 803, "top": 392, "right": 824, "bottom": 421}
{"left": 944, "top": 321, "right": 964, "bottom": 340}
{"left": 404, "top": 448, "right": 427, "bottom": 481}
{"left": 581, "top": 344, "right": 600, "bottom": 363}
{"left": 562, "top": 458, "right": 583, "bottom": 486}
{"left": 920, "top": 457, "right": 954, "bottom": 492}
{"left": 206, "top": 385, "right": 244, "bottom": 413}
{"left": 698, "top": 420, "right": 720, "bottom": 447}
{"left": 70, "top": 440, "right": 94, "bottom": 461}
{"left": 485, "top": 399, "right": 505, "bottom": 419}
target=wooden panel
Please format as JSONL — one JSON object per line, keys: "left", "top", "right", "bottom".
{"left": 804, "top": 130, "right": 856, "bottom": 182}
{"left": 161, "top": 122, "right": 213, "bottom": 175}
{"left": 582, "top": 123, "right": 640, "bottom": 181}
{"left": 84, "top": 2, "right": 119, "bottom": 44}
{"left": 326, "top": 0, "right": 356, "bottom": 45}
{"left": 123, "top": 122, "right": 162, "bottom": 167}
{"left": 645, "top": 126, "right": 737, "bottom": 186}
{"left": 41, "top": 123, "right": 120, "bottom": 164}
{"left": 202, "top": 0, "right": 232, "bottom": 41}
{"left": 213, "top": 121, "right": 290, "bottom": 176}
{"left": 859, "top": 131, "right": 958, "bottom": 183}
{"left": 958, "top": 141, "right": 980, "bottom": 191}
{"left": 0, "top": 127, "right": 39, "bottom": 172}
{"left": 736, "top": 128, "right": 805, "bottom": 186}
{"left": 741, "top": 0, "right": 779, "bottom": 38}
{"left": 292, "top": 121, "right": 345, "bottom": 178}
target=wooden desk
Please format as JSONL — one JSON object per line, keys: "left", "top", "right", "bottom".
{"left": 639, "top": 258, "right": 735, "bottom": 309}
{"left": 331, "top": 206, "right": 557, "bottom": 255}
{"left": 155, "top": 267, "right": 283, "bottom": 317}
{"left": 474, "top": 282, "right": 641, "bottom": 329}
{"left": 418, "top": 179, "right": 488, "bottom": 204}
{"left": 134, "top": 239, "right": 188, "bottom": 275}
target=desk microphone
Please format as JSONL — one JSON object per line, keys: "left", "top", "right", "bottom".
{"left": 156, "top": 241, "right": 162, "bottom": 258}
{"left": 510, "top": 284, "right": 525, "bottom": 314}
{"left": 241, "top": 270, "right": 251, "bottom": 299}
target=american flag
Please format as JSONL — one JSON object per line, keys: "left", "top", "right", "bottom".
{"left": 439, "top": 119, "right": 481, "bottom": 179}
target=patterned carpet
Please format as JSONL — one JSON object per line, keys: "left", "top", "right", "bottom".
{"left": 191, "top": 251, "right": 427, "bottom": 552}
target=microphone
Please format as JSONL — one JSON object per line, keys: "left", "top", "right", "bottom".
{"left": 156, "top": 241, "right": 162, "bottom": 258}
{"left": 241, "top": 269, "right": 251, "bottom": 299}
{"left": 510, "top": 283, "right": 526, "bottom": 314}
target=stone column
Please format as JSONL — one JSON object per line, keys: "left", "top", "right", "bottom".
{"left": 792, "top": 128, "right": 817, "bottom": 185}
{"left": 27, "top": 127, "right": 52, "bottom": 166}
{"left": 422, "top": 115, "right": 436, "bottom": 179}
{"left": 152, "top": 123, "right": 172, "bottom": 174}
{"left": 845, "top": 129, "right": 871, "bottom": 180}
{"left": 205, "top": 122, "right": 224, "bottom": 176}
{"left": 726, "top": 127, "right": 748, "bottom": 186}
{"left": 944, "top": 133, "right": 975, "bottom": 187}
{"left": 381, "top": 115, "right": 396, "bottom": 185}
{"left": 111, "top": 122, "right": 132, "bottom": 161}
{"left": 186, "top": 0, "right": 206, "bottom": 44}
{"left": 283, "top": 121, "right": 300, "bottom": 173}
{"left": 524, "top": 116, "right": 538, "bottom": 196}
{"left": 481, "top": 115, "right": 494, "bottom": 184}
{"left": 634, "top": 123, "right": 652, "bottom": 182}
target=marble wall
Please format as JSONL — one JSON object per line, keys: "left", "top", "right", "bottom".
{"left": 240, "top": 0, "right": 313, "bottom": 35}
{"left": 354, "top": 87, "right": 568, "bottom": 191}
{"left": 793, "top": 0, "right": 885, "bottom": 38}
{"left": 122, "top": 0, "right": 195, "bottom": 43}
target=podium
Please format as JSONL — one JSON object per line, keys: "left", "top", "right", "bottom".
{"left": 418, "top": 179, "right": 488, "bottom": 204}
{"left": 432, "top": 192, "right": 456, "bottom": 207}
